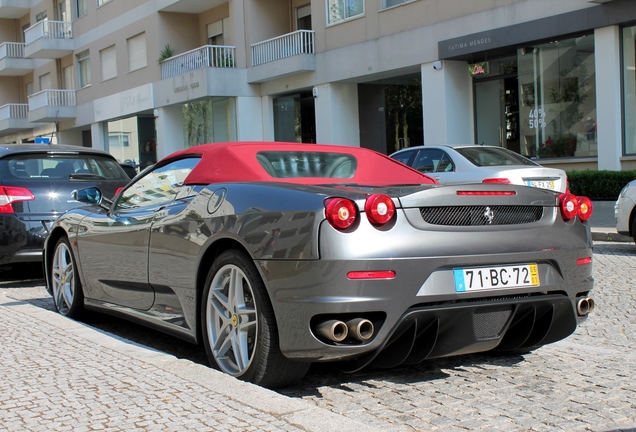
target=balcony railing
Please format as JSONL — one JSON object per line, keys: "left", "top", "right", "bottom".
{"left": 0, "top": 104, "right": 28, "bottom": 121}
{"left": 251, "top": 30, "right": 315, "bottom": 66}
{"left": 28, "top": 90, "right": 76, "bottom": 111}
{"left": 0, "top": 42, "right": 25, "bottom": 60}
{"left": 160, "top": 45, "right": 236, "bottom": 80}
{"left": 24, "top": 20, "right": 73, "bottom": 45}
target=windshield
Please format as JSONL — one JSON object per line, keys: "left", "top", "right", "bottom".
{"left": 455, "top": 147, "right": 538, "bottom": 167}
{"left": 0, "top": 153, "right": 130, "bottom": 181}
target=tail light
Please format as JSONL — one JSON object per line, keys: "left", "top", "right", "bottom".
{"left": 0, "top": 186, "right": 35, "bottom": 214}
{"left": 559, "top": 193, "right": 578, "bottom": 221}
{"left": 559, "top": 193, "right": 593, "bottom": 222}
{"left": 577, "top": 196, "right": 593, "bottom": 221}
{"left": 482, "top": 178, "right": 511, "bottom": 185}
{"left": 325, "top": 197, "right": 358, "bottom": 230}
{"left": 364, "top": 194, "right": 395, "bottom": 226}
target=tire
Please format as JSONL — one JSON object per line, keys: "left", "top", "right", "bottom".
{"left": 631, "top": 216, "right": 636, "bottom": 244}
{"left": 201, "top": 250, "right": 309, "bottom": 388}
{"left": 50, "top": 237, "right": 84, "bottom": 318}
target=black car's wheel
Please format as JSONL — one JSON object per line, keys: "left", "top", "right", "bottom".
{"left": 51, "top": 237, "right": 84, "bottom": 318}
{"left": 201, "top": 250, "right": 309, "bottom": 388}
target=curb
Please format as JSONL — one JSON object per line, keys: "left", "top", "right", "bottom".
{"left": 591, "top": 230, "right": 633, "bottom": 243}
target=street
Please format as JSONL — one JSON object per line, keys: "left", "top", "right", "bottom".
{"left": 1, "top": 241, "right": 634, "bottom": 431}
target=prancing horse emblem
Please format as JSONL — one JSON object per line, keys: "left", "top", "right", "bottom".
{"left": 484, "top": 206, "right": 494, "bottom": 224}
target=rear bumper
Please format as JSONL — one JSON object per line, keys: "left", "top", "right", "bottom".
{"left": 260, "top": 247, "right": 594, "bottom": 364}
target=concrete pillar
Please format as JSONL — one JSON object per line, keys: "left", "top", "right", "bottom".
{"left": 421, "top": 60, "right": 473, "bottom": 145}
{"left": 154, "top": 105, "right": 184, "bottom": 159}
{"left": 314, "top": 82, "right": 360, "bottom": 147}
{"left": 236, "top": 96, "right": 264, "bottom": 141}
{"left": 595, "top": 26, "right": 622, "bottom": 171}
{"left": 90, "top": 122, "right": 106, "bottom": 151}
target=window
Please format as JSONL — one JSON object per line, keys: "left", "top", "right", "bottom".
{"left": 127, "top": 33, "right": 147, "bottom": 72}
{"left": 100, "top": 45, "right": 117, "bottom": 81}
{"left": 97, "top": 0, "right": 112, "bottom": 6}
{"left": 76, "top": 0, "right": 87, "bottom": 18}
{"left": 115, "top": 158, "right": 199, "bottom": 210}
{"left": 77, "top": 50, "right": 91, "bottom": 88}
{"left": 207, "top": 20, "right": 224, "bottom": 46}
{"left": 109, "top": 132, "right": 130, "bottom": 147}
{"left": 327, "top": 0, "right": 363, "bottom": 25}
{"left": 57, "top": 0, "right": 70, "bottom": 21}
{"left": 256, "top": 151, "right": 357, "bottom": 179}
{"left": 36, "top": 11, "right": 47, "bottom": 22}
{"left": 382, "top": 0, "right": 414, "bottom": 9}
{"left": 624, "top": 26, "right": 636, "bottom": 155}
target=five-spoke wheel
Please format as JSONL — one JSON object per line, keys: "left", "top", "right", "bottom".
{"left": 51, "top": 237, "right": 84, "bottom": 318}
{"left": 201, "top": 250, "right": 309, "bottom": 388}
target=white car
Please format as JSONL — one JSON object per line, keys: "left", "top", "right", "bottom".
{"left": 390, "top": 145, "right": 568, "bottom": 193}
{"left": 615, "top": 180, "right": 636, "bottom": 242}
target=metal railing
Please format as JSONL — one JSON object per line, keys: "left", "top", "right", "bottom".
{"left": 24, "top": 20, "right": 73, "bottom": 45}
{"left": 28, "top": 90, "right": 76, "bottom": 110}
{"left": 0, "top": 104, "right": 28, "bottom": 121}
{"left": 160, "top": 45, "right": 236, "bottom": 80}
{"left": 251, "top": 30, "right": 315, "bottom": 66}
{"left": 0, "top": 42, "right": 25, "bottom": 60}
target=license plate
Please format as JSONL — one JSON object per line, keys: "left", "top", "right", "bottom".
{"left": 526, "top": 180, "right": 555, "bottom": 190}
{"left": 454, "top": 264, "right": 539, "bottom": 292}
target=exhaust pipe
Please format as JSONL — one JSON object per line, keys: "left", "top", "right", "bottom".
{"left": 315, "top": 319, "right": 348, "bottom": 342}
{"left": 346, "top": 318, "right": 374, "bottom": 341}
{"left": 577, "top": 297, "right": 595, "bottom": 316}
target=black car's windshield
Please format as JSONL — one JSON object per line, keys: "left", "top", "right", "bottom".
{"left": 0, "top": 153, "right": 129, "bottom": 181}
{"left": 455, "top": 147, "right": 538, "bottom": 167}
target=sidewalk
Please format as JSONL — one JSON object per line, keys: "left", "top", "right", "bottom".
{"left": 590, "top": 200, "right": 632, "bottom": 242}
{"left": 0, "top": 288, "right": 382, "bottom": 432}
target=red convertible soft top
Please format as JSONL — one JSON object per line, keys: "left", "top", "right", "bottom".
{"left": 165, "top": 142, "right": 435, "bottom": 186}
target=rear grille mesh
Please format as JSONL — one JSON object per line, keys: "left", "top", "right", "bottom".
{"left": 420, "top": 205, "right": 543, "bottom": 226}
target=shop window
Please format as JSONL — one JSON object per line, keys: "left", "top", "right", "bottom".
{"left": 623, "top": 26, "right": 636, "bottom": 155}
{"left": 326, "top": 0, "right": 363, "bottom": 25}
{"left": 183, "top": 98, "right": 237, "bottom": 147}
{"left": 517, "top": 35, "right": 596, "bottom": 159}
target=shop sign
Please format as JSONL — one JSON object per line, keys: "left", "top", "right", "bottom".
{"left": 469, "top": 62, "right": 490, "bottom": 76}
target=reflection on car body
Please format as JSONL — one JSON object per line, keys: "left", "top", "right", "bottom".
{"left": 44, "top": 142, "right": 595, "bottom": 388}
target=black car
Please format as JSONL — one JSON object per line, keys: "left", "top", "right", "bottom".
{"left": 0, "top": 143, "right": 130, "bottom": 267}
{"left": 119, "top": 163, "right": 138, "bottom": 179}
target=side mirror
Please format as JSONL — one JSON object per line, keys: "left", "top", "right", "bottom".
{"left": 73, "top": 187, "right": 103, "bottom": 205}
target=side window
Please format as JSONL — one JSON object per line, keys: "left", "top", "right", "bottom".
{"left": 115, "top": 158, "right": 199, "bottom": 210}
{"left": 437, "top": 153, "right": 455, "bottom": 172}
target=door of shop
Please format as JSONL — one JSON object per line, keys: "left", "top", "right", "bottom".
{"left": 474, "top": 75, "right": 520, "bottom": 153}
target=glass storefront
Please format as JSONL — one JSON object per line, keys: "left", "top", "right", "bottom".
{"left": 474, "top": 34, "right": 596, "bottom": 160}
{"left": 106, "top": 116, "right": 156, "bottom": 173}
{"left": 623, "top": 26, "right": 636, "bottom": 155}
{"left": 183, "top": 97, "right": 237, "bottom": 147}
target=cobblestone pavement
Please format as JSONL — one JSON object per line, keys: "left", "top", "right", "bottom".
{"left": 1, "top": 241, "right": 635, "bottom": 431}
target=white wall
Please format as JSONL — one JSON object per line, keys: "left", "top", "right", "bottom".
{"left": 595, "top": 26, "right": 622, "bottom": 170}
{"left": 314, "top": 83, "right": 360, "bottom": 146}
{"left": 422, "top": 60, "right": 473, "bottom": 145}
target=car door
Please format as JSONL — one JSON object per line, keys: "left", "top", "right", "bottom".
{"left": 76, "top": 161, "right": 189, "bottom": 310}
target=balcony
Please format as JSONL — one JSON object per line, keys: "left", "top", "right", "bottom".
{"left": 24, "top": 21, "right": 74, "bottom": 59}
{"left": 248, "top": 30, "right": 315, "bottom": 83}
{"left": 157, "top": 0, "right": 227, "bottom": 13}
{"left": 0, "top": 0, "right": 30, "bottom": 19}
{"left": 28, "top": 90, "right": 76, "bottom": 123}
{"left": 0, "top": 43, "right": 34, "bottom": 76}
{"left": 0, "top": 104, "right": 31, "bottom": 134}
{"left": 161, "top": 45, "right": 236, "bottom": 80}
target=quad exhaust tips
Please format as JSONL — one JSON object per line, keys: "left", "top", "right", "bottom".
{"left": 577, "top": 297, "right": 595, "bottom": 316}
{"left": 315, "top": 318, "right": 375, "bottom": 343}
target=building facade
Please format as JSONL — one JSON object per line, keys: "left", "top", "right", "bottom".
{"left": 0, "top": 0, "right": 634, "bottom": 173}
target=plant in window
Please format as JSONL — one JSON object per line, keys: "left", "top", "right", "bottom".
{"left": 158, "top": 44, "right": 177, "bottom": 64}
